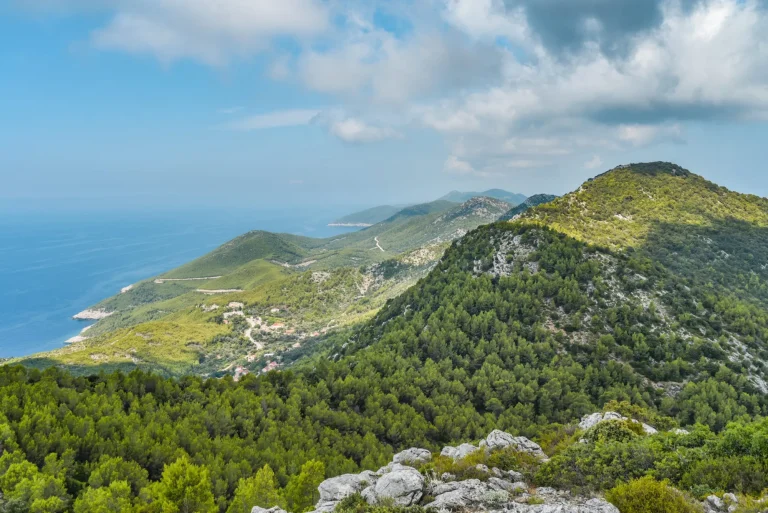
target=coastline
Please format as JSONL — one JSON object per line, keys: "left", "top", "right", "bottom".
{"left": 328, "top": 222, "right": 373, "bottom": 227}
{"left": 73, "top": 309, "right": 113, "bottom": 321}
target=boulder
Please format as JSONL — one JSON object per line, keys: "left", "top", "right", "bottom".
{"left": 579, "top": 412, "right": 657, "bottom": 435}
{"left": 488, "top": 477, "right": 527, "bottom": 493}
{"left": 251, "top": 508, "right": 287, "bottom": 513}
{"left": 483, "top": 430, "right": 549, "bottom": 461}
{"left": 578, "top": 412, "right": 623, "bottom": 430}
{"left": 704, "top": 495, "right": 726, "bottom": 513}
{"left": 315, "top": 472, "right": 377, "bottom": 512}
{"left": 486, "top": 429, "right": 518, "bottom": 450}
{"left": 441, "top": 443, "right": 480, "bottom": 461}
{"left": 506, "top": 490, "right": 620, "bottom": 513}
{"left": 393, "top": 448, "right": 432, "bottom": 466}
{"left": 368, "top": 465, "right": 424, "bottom": 506}
{"left": 425, "top": 479, "right": 491, "bottom": 510}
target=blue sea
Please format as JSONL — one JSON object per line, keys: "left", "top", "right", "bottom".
{"left": 0, "top": 208, "right": 361, "bottom": 358}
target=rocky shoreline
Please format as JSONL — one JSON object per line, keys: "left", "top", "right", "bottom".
{"left": 72, "top": 308, "right": 113, "bottom": 321}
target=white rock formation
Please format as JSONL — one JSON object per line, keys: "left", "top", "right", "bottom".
{"left": 485, "top": 430, "right": 550, "bottom": 461}
{"left": 441, "top": 443, "right": 480, "bottom": 460}
{"left": 364, "top": 465, "right": 424, "bottom": 506}
{"left": 579, "top": 412, "right": 658, "bottom": 435}
{"left": 392, "top": 448, "right": 432, "bottom": 466}
{"left": 315, "top": 471, "right": 377, "bottom": 512}
{"left": 252, "top": 507, "right": 287, "bottom": 513}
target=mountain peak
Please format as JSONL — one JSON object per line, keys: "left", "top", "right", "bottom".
{"left": 596, "top": 161, "right": 692, "bottom": 179}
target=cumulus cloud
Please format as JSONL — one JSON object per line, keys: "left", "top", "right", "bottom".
{"left": 584, "top": 155, "right": 603, "bottom": 169}
{"left": 329, "top": 118, "right": 400, "bottom": 143}
{"left": 444, "top": 155, "right": 479, "bottom": 175}
{"left": 19, "top": 0, "right": 768, "bottom": 178}
{"left": 28, "top": 0, "right": 329, "bottom": 65}
{"left": 416, "top": 0, "right": 768, "bottom": 172}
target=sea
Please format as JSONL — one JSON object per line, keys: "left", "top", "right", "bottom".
{"left": 0, "top": 207, "right": 362, "bottom": 358}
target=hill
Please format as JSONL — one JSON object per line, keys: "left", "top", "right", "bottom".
{"left": 3, "top": 162, "right": 768, "bottom": 512}
{"left": 14, "top": 197, "right": 511, "bottom": 376}
{"left": 440, "top": 188, "right": 527, "bottom": 205}
{"left": 500, "top": 193, "right": 558, "bottom": 220}
{"left": 329, "top": 205, "right": 405, "bottom": 227}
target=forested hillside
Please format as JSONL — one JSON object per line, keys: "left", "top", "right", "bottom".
{"left": 3, "top": 162, "right": 768, "bottom": 512}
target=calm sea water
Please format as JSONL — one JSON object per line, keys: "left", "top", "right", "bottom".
{"left": 0, "top": 208, "right": 360, "bottom": 358}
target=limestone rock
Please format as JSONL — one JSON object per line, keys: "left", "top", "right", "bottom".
{"left": 425, "top": 479, "right": 491, "bottom": 510}
{"left": 315, "top": 472, "right": 377, "bottom": 512}
{"left": 251, "top": 507, "right": 287, "bottom": 513}
{"left": 506, "top": 489, "right": 620, "bottom": 513}
{"left": 704, "top": 495, "right": 725, "bottom": 513}
{"left": 579, "top": 412, "right": 657, "bottom": 435}
{"left": 441, "top": 443, "right": 480, "bottom": 461}
{"left": 483, "top": 430, "right": 549, "bottom": 461}
{"left": 368, "top": 465, "right": 424, "bottom": 506}
{"left": 488, "top": 477, "right": 527, "bottom": 493}
{"left": 578, "top": 412, "right": 624, "bottom": 430}
{"left": 393, "top": 448, "right": 432, "bottom": 466}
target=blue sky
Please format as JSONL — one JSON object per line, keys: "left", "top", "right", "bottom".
{"left": 2, "top": 0, "right": 768, "bottom": 210}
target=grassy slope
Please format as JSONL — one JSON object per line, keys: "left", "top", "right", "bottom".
{"left": 331, "top": 205, "right": 404, "bottom": 225}
{"left": 523, "top": 162, "right": 768, "bottom": 305}
{"left": 527, "top": 163, "right": 768, "bottom": 249}
{"left": 163, "top": 231, "right": 314, "bottom": 278}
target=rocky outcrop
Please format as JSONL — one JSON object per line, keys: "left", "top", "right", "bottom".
{"left": 251, "top": 507, "right": 288, "bottom": 513}
{"left": 315, "top": 472, "right": 378, "bottom": 512}
{"left": 363, "top": 464, "right": 424, "bottom": 506}
{"left": 484, "top": 430, "right": 549, "bottom": 461}
{"left": 441, "top": 442, "right": 480, "bottom": 460}
{"left": 392, "top": 448, "right": 431, "bottom": 466}
{"left": 440, "top": 430, "right": 548, "bottom": 462}
{"left": 579, "top": 412, "right": 658, "bottom": 435}
{"left": 704, "top": 494, "right": 740, "bottom": 513}
{"left": 73, "top": 308, "right": 113, "bottom": 320}
{"left": 302, "top": 429, "right": 617, "bottom": 513}
{"left": 426, "top": 482, "right": 618, "bottom": 513}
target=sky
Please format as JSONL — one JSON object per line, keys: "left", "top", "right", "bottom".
{"left": 2, "top": 0, "right": 768, "bottom": 210}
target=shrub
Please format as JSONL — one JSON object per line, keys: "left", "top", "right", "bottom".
{"left": 583, "top": 420, "right": 643, "bottom": 444}
{"left": 679, "top": 457, "right": 768, "bottom": 497}
{"left": 606, "top": 477, "right": 701, "bottom": 513}
{"left": 335, "top": 493, "right": 426, "bottom": 513}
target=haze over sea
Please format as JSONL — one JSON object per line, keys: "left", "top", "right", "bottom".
{"left": 0, "top": 208, "right": 361, "bottom": 358}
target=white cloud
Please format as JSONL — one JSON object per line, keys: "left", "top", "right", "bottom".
{"left": 20, "top": 0, "right": 768, "bottom": 177}
{"left": 617, "top": 124, "right": 683, "bottom": 146}
{"left": 444, "top": 155, "right": 478, "bottom": 175}
{"left": 584, "top": 155, "right": 603, "bottom": 169}
{"left": 86, "top": 0, "right": 329, "bottom": 65}
{"left": 329, "top": 118, "right": 400, "bottom": 143}
{"left": 223, "top": 109, "right": 321, "bottom": 131}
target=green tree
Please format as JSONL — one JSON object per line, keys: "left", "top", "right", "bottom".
{"left": 153, "top": 456, "right": 217, "bottom": 513}
{"left": 227, "top": 464, "right": 284, "bottom": 513}
{"left": 285, "top": 460, "right": 325, "bottom": 513}
{"left": 73, "top": 481, "right": 134, "bottom": 513}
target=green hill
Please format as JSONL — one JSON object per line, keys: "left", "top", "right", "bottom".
{"left": 500, "top": 193, "right": 558, "bottom": 220}
{"left": 15, "top": 197, "right": 510, "bottom": 376}
{"left": 329, "top": 205, "right": 406, "bottom": 226}
{"left": 440, "top": 188, "right": 527, "bottom": 205}
{"left": 4, "top": 162, "right": 768, "bottom": 512}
